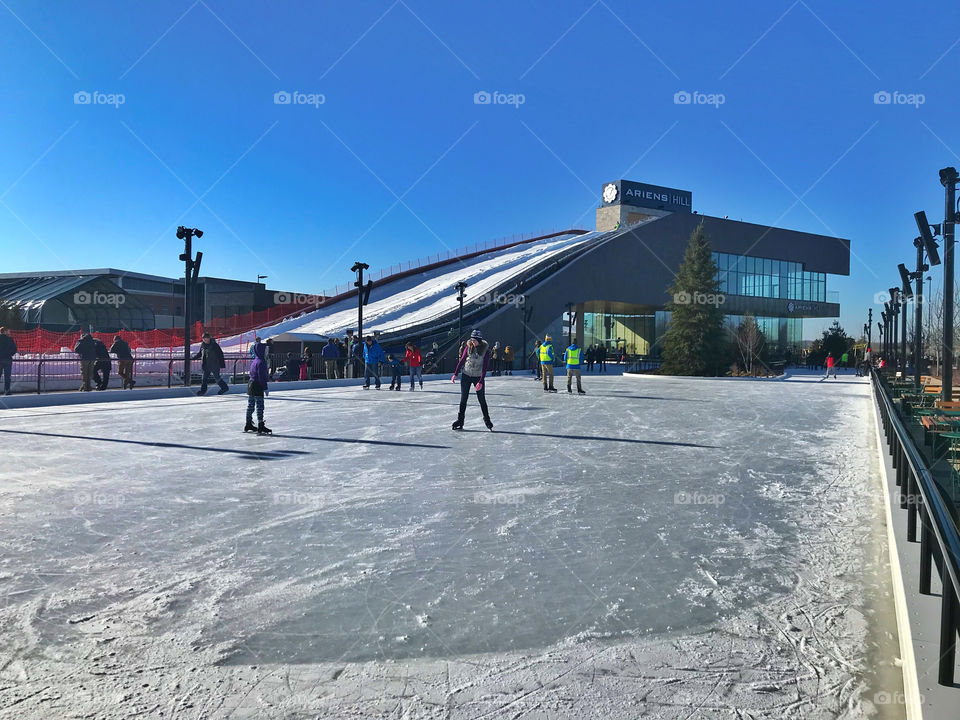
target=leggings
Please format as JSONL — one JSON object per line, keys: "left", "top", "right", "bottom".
{"left": 459, "top": 373, "right": 489, "bottom": 418}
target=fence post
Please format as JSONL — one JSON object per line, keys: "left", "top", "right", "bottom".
{"left": 232, "top": 359, "right": 239, "bottom": 384}
{"left": 938, "top": 580, "right": 958, "bottom": 685}
{"left": 168, "top": 359, "right": 173, "bottom": 388}
{"left": 36, "top": 358, "right": 44, "bottom": 394}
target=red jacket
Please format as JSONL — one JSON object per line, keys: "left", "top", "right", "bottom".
{"left": 404, "top": 348, "right": 422, "bottom": 368}
{"left": 826, "top": 356, "right": 835, "bottom": 367}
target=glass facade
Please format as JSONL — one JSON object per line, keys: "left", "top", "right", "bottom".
{"left": 712, "top": 252, "right": 826, "bottom": 302}
{"left": 723, "top": 314, "right": 802, "bottom": 347}
{"left": 582, "top": 312, "right": 656, "bottom": 355}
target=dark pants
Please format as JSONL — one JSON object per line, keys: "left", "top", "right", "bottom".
{"left": 459, "top": 373, "right": 489, "bottom": 419}
{"left": 0, "top": 360, "right": 11, "bottom": 393}
{"left": 200, "top": 367, "right": 228, "bottom": 393}
{"left": 389, "top": 369, "right": 402, "bottom": 388}
{"left": 364, "top": 362, "right": 381, "bottom": 388}
{"left": 246, "top": 396, "right": 264, "bottom": 423}
{"left": 95, "top": 360, "right": 111, "bottom": 390}
{"left": 117, "top": 359, "right": 134, "bottom": 388}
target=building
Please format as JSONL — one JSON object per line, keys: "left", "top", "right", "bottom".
{"left": 0, "top": 269, "right": 300, "bottom": 332}
{"left": 479, "top": 179, "right": 849, "bottom": 355}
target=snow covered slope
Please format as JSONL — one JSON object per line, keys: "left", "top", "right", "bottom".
{"left": 219, "top": 231, "right": 603, "bottom": 348}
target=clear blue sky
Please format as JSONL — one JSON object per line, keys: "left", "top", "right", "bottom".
{"left": 2, "top": 1, "right": 959, "bottom": 339}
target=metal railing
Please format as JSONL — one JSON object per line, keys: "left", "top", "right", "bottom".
{"left": 873, "top": 371, "right": 960, "bottom": 684}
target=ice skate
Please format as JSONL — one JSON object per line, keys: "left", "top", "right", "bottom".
{"left": 243, "top": 419, "right": 257, "bottom": 433}
{"left": 578, "top": 389, "right": 586, "bottom": 395}
{"left": 257, "top": 422, "right": 272, "bottom": 435}
{"left": 452, "top": 414, "right": 465, "bottom": 431}
{"left": 483, "top": 416, "right": 494, "bottom": 431}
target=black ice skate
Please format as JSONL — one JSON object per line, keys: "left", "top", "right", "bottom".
{"left": 257, "top": 422, "right": 272, "bottom": 435}
{"left": 452, "top": 414, "right": 465, "bottom": 431}
{"left": 483, "top": 416, "right": 494, "bottom": 431}
{"left": 243, "top": 420, "right": 257, "bottom": 433}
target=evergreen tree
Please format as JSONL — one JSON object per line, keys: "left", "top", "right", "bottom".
{"left": 660, "top": 223, "right": 727, "bottom": 376}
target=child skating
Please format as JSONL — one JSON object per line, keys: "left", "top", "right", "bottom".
{"left": 244, "top": 338, "right": 272, "bottom": 434}
{"left": 387, "top": 354, "right": 403, "bottom": 391}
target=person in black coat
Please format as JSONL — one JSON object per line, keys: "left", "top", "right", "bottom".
{"left": 110, "top": 335, "right": 136, "bottom": 389}
{"left": 192, "top": 332, "right": 229, "bottom": 395}
{"left": 597, "top": 345, "right": 607, "bottom": 373}
{"left": 0, "top": 327, "right": 16, "bottom": 395}
{"left": 93, "top": 337, "right": 111, "bottom": 390}
{"left": 73, "top": 332, "right": 97, "bottom": 391}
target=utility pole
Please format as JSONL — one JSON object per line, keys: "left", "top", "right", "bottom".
{"left": 352, "top": 262, "right": 370, "bottom": 340}
{"left": 940, "top": 167, "right": 958, "bottom": 402}
{"left": 455, "top": 281, "right": 468, "bottom": 341}
{"left": 177, "top": 226, "right": 203, "bottom": 386}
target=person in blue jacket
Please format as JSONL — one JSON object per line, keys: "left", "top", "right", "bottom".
{"left": 321, "top": 337, "right": 340, "bottom": 379}
{"left": 387, "top": 354, "right": 403, "bottom": 391}
{"left": 564, "top": 341, "right": 586, "bottom": 394}
{"left": 362, "top": 335, "right": 386, "bottom": 389}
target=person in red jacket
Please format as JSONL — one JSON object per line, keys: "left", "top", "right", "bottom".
{"left": 404, "top": 341, "right": 423, "bottom": 390}
{"left": 822, "top": 353, "right": 838, "bottom": 381}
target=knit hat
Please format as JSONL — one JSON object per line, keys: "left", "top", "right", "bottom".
{"left": 544, "top": 334, "right": 552, "bottom": 341}
{"left": 470, "top": 329, "right": 483, "bottom": 340}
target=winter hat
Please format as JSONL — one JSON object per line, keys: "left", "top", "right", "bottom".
{"left": 470, "top": 329, "right": 483, "bottom": 340}
{"left": 544, "top": 334, "right": 552, "bottom": 341}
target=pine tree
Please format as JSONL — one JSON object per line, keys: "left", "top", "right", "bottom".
{"left": 660, "top": 223, "right": 727, "bottom": 376}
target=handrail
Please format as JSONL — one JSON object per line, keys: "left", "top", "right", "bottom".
{"left": 873, "top": 371, "right": 960, "bottom": 684}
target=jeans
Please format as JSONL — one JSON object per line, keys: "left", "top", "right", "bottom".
{"left": 459, "top": 373, "right": 489, "bottom": 419}
{"left": 94, "top": 361, "right": 111, "bottom": 390}
{"left": 364, "top": 362, "right": 381, "bottom": 387}
{"left": 410, "top": 366, "right": 423, "bottom": 388}
{"left": 200, "top": 367, "right": 228, "bottom": 393}
{"left": 0, "top": 360, "right": 11, "bottom": 393}
{"left": 246, "top": 396, "right": 264, "bottom": 423}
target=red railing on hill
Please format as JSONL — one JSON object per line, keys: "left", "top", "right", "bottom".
{"left": 8, "top": 228, "right": 589, "bottom": 354}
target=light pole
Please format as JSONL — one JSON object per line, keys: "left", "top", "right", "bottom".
{"left": 455, "top": 281, "right": 468, "bottom": 341}
{"left": 916, "top": 201, "right": 947, "bottom": 395}
{"left": 565, "top": 301, "right": 574, "bottom": 347}
{"left": 177, "top": 226, "right": 203, "bottom": 386}
{"left": 941, "top": 166, "right": 958, "bottom": 403}
{"left": 351, "top": 262, "right": 370, "bottom": 340}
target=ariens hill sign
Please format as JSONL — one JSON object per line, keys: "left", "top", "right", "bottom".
{"left": 601, "top": 180, "right": 692, "bottom": 214}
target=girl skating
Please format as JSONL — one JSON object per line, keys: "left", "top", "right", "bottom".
{"left": 451, "top": 329, "right": 493, "bottom": 431}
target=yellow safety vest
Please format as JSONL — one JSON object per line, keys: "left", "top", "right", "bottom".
{"left": 567, "top": 347, "right": 581, "bottom": 365}
{"left": 539, "top": 343, "right": 553, "bottom": 362}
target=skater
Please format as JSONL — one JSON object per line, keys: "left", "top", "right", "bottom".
{"left": 110, "top": 334, "right": 136, "bottom": 389}
{"left": 387, "top": 354, "right": 403, "bottom": 390}
{"left": 451, "top": 329, "right": 493, "bottom": 430}
{"left": 362, "top": 335, "right": 386, "bottom": 389}
{"left": 597, "top": 344, "right": 607, "bottom": 373}
{"left": 0, "top": 327, "right": 17, "bottom": 396}
{"left": 532, "top": 340, "right": 543, "bottom": 380}
{"left": 840, "top": 351, "right": 849, "bottom": 372}
{"left": 73, "top": 331, "right": 97, "bottom": 391}
{"left": 564, "top": 340, "right": 586, "bottom": 394}
{"left": 243, "top": 338, "right": 272, "bottom": 435}
{"left": 585, "top": 345, "right": 595, "bottom": 373}
{"left": 503, "top": 344, "right": 514, "bottom": 375}
{"left": 193, "top": 332, "right": 229, "bottom": 395}
{"left": 300, "top": 346, "right": 313, "bottom": 380}
{"left": 93, "top": 336, "right": 111, "bottom": 390}
{"left": 491, "top": 342, "right": 502, "bottom": 376}
{"left": 404, "top": 341, "right": 423, "bottom": 389}
{"left": 822, "top": 353, "right": 838, "bottom": 381}
{"left": 539, "top": 335, "right": 557, "bottom": 392}
{"left": 322, "top": 337, "right": 340, "bottom": 379}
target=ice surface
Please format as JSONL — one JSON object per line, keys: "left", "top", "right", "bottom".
{"left": 0, "top": 369, "right": 901, "bottom": 718}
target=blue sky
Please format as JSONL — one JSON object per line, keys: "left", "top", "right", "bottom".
{"left": 1, "top": 1, "right": 959, "bottom": 339}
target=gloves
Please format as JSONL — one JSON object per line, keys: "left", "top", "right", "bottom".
{"left": 451, "top": 374, "right": 457, "bottom": 383}
{"left": 475, "top": 380, "right": 483, "bottom": 392}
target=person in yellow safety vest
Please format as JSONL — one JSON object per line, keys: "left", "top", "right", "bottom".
{"left": 539, "top": 335, "right": 557, "bottom": 392}
{"left": 564, "top": 341, "right": 586, "bottom": 394}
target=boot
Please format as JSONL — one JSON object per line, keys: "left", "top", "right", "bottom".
{"left": 217, "top": 383, "right": 229, "bottom": 395}
{"left": 243, "top": 419, "right": 257, "bottom": 433}
{"left": 548, "top": 386, "right": 558, "bottom": 393}
{"left": 578, "top": 388, "right": 586, "bottom": 395}
{"left": 567, "top": 387, "right": 572, "bottom": 393}
{"left": 196, "top": 388, "right": 207, "bottom": 396}
{"left": 452, "top": 414, "right": 465, "bottom": 430}
{"left": 483, "top": 415, "right": 493, "bottom": 431}
{"left": 257, "top": 421, "right": 272, "bottom": 435}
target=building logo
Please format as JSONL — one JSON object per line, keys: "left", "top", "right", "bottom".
{"left": 603, "top": 180, "right": 692, "bottom": 213}
{"left": 602, "top": 183, "right": 618, "bottom": 204}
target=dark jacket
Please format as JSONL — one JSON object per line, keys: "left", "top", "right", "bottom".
{"left": 193, "top": 340, "right": 226, "bottom": 371}
{"left": 248, "top": 340, "right": 269, "bottom": 396}
{"left": 74, "top": 334, "right": 97, "bottom": 361}
{"left": 277, "top": 352, "right": 301, "bottom": 381}
{"left": 0, "top": 334, "right": 16, "bottom": 361}
{"left": 93, "top": 339, "right": 110, "bottom": 362}
{"left": 321, "top": 340, "right": 339, "bottom": 359}
{"left": 109, "top": 339, "right": 133, "bottom": 360}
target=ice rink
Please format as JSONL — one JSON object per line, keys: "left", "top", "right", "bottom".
{"left": 0, "top": 369, "right": 901, "bottom": 718}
